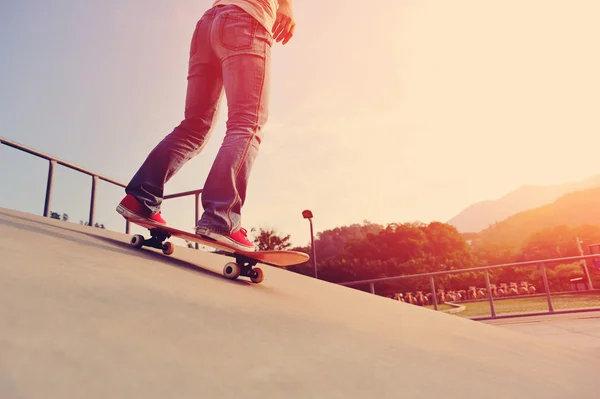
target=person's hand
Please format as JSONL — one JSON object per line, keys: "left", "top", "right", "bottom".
{"left": 272, "top": 0, "right": 295, "bottom": 45}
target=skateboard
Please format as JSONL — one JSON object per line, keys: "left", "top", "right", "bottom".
{"left": 126, "top": 219, "right": 310, "bottom": 284}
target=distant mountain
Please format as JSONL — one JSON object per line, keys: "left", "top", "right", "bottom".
{"left": 475, "top": 186, "right": 600, "bottom": 247}
{"left": 448, "top": 175, "right": 600, "bottom": 233}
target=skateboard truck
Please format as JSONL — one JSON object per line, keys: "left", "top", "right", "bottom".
{"left": 130, "top": 229, "right": 175, "bottom": 255}
{"left": 227, "top": 255, "right": 263, "bottom": 282}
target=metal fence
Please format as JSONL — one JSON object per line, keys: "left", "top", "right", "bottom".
{"left": 0, "top": 136, "right": 202, "bottom": 235}
{"left": 339, "top": 253, "right": 599, "bottom": 319}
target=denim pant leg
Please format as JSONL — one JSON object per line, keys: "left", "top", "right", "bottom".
{"left": 197, "top": 6, "right": 273, "bottom": 234}
{"left": 126, "top": 8, "right": 223, "bottom": 214}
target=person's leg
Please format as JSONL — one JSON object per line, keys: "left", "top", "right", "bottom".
{"left": 120, "top": 7, "right": 223, "bottom": 220}
{"left": 196, "top": 5, "right": 273, "bottom": 246}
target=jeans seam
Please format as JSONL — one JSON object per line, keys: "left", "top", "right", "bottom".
{"left": 196, "top": 225, "right": 229, "bottom": 235}
{"left": 224, "top": 42, "right": 267, "bottom": 231}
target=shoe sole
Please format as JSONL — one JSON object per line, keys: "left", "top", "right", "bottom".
{"left": 116, "top": 204, "right": 166, "bottom": 226}
{"left": 196, "top": 229, "right": 255, "bottom": 252}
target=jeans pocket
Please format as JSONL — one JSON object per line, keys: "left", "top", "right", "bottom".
{"left": 220, "top": 10, "right": 258, "bottom": 51}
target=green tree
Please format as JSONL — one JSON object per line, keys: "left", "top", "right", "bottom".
{"left": 252, "top": 228, "right": 292, "bottom": 251}
{"left": 287, "top": 221, "right": 383, "bottom": 282}
{"left": 314, "top": 221, "right": 383, "bottom": 261}
{"left": 421, "top": 222, "right": 477, "bottom": 271}
{"left": 517, "top": 225, "right": 577, "bottom": 261}
{"left": 471, "top": 240, "right": 517, "bottom": 266}
{"left": 288, "top": 220, "right": 478, "bottom": 293}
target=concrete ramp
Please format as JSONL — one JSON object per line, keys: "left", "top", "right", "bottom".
{"left": 1, "top": 208, "right": 598, "bottom": 398}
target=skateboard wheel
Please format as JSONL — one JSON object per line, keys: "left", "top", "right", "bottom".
{"left": 162, "top": 242, "right": 175, "bottom": 255}
{"left": 250, "top": 268, "right": 264, "bottom": 284}
{"left": 223, "top": 262, "right": 241, "bottom": 280}
{"left": 131, "top": 234, "right": 144, "bottom": 248}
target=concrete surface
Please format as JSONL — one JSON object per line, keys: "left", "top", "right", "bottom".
{"left": 1, "top": 207, "right": 599, "bottom": 398}
{"left": 485, "top": 311, "right": 600, "bottom": 356}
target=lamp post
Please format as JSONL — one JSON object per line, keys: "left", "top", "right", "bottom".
{"left": 302, "top": 209, "right": 317, "bottom": 279}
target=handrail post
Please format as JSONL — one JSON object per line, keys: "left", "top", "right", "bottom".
{"left": 540, "top": 263, "right": 554, "bottom": 312}
{"left": 429, "top": 276, "right": 438, "bottom": 311}
{"left": 43, "top": 160, "right": 56, "bottom": 217}
{"left": 484, "top": 270, "right": 496, "bottom": 318}
{"left": 88, "top": 175, "right": 98, "bottom": 227}
{"left": 194, "top": 192, "right": 200, "bottom": 250}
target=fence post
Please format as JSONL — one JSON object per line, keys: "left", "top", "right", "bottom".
{"left": 484, "top": 270, "right": 496, "bottom": 318}
{"left": 429, "top": 276, "right": 438, "bottom": 311}
{"left": 43, "top": 160, "right": 56, "bottom": 217}
{"left": 540, "top": 263, "right": 554, "bottom": 312}
{"left": 88, "top": 175, "right": 98, "bottom": 227}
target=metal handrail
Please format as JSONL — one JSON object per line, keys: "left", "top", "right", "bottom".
{"left": 0, "top": 136, "right": 203, "bottom": 235}
{"left": 339, "top": 254, "right": 599, "bottom": 286}
{"left": 340, "top": 253, "right": 598, "bottom": 318}
{"left": 0, "top": 137, "right": 127, "bottom": 187}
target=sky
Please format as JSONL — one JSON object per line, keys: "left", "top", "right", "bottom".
{"left": 2, "top": 0, "right": 600, "bottom": 247}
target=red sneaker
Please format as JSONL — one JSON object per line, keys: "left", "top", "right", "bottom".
{"left": 196, "top": 226, "right": 255, "bottom": 252}
{"left": 116, "top": 194, "right": 166, "bottom": 225}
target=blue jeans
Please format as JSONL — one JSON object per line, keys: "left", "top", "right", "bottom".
{"left": 126, "top": 5, "right": 272, "bottom": 235}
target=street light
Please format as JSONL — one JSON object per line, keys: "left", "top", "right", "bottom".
{"left": 302, "top": 209, "right": 318, "bottom": 279}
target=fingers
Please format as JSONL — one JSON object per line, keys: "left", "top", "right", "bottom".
{"left": 272, "top": 15, "right": 295, "bottom": 45}
{"left": 272, "top": 17, "right": 289, "bottom": 42}
{"left": 272, "top": 16, "right": 284, "bottom": 39}
{"left": 281, "top": 23, "right": 295, "bottom": 45}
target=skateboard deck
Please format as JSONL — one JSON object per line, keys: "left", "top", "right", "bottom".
{"left": 126, "top": 218, "right": 310, "bottom": 284}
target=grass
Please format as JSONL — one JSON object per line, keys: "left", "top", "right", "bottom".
{"left": 425, "top": 292, "right": 600, "bottom": 318}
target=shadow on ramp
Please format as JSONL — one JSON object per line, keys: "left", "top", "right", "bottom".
{"left": 92, "top": 234, "right": 254, "bottom": 287}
